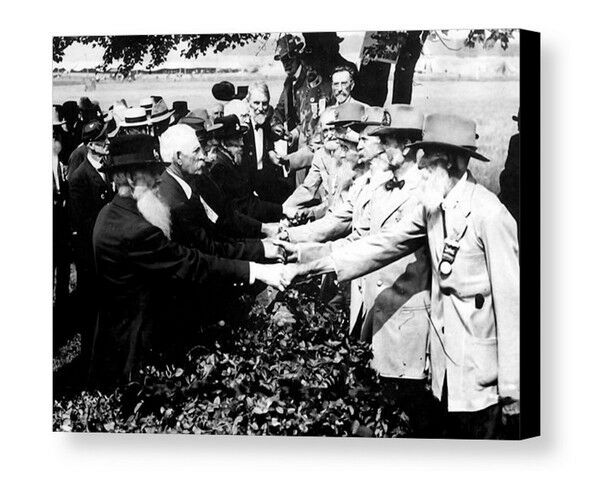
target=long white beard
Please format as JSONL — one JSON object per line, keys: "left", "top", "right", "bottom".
{"left": 420, "top": 167, "right": 451, "bottom": 213}
{"left": 133, "top": 186, "right": 172, "bottom": 239}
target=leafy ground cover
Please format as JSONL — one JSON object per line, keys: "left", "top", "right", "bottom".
{"left": 53, "top": 281, "right": 413, "bottom": 436}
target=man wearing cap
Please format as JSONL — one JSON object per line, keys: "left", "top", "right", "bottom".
{"left": 89, "top": 134, "right": 286, "bottom": 388}
{"left": 271, "top": 34, "right": 333, "bottom": 156}
{"left": 209, "top": 115, "right": 300, "bottom": 223}
{"left": 67, "top": 118, "right": 113, "bottom": 361}
{"left": 280, "top": 114, "right": 520, "bottom": 439}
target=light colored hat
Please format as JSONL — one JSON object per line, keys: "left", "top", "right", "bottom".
{"left": 370, "top": 104, "right": 424, "bottom": 136}
{"left": 121, "top": 107, "right": 151, "bottom": 127}
{"left": 350, "top": 106, "right": 386, "bottom": 133}
{"left": 407, "top": 113, "right": 488, "bottom": 162}
{"left": 327, "top": 103, "right": 366, "bottom": 127}
{"left": 150, "top": 98, "right": 174, "bottom": 124}
{"left": 139, "top": 97, "right": 154, "bottom": 114}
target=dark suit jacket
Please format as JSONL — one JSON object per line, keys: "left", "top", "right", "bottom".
{"left": 67, "top": 143, "right": 88, "bottom": 180}
{"left": 191, "top": 173, "right": 264, "bottom": 239}
{"left": 209, "top": 148, "right": 283, "bottom": 223}
{"left": 157, "top": 170, "right": 265, "bottom": 261}
{"left": 243, "top": 118, "right": 292, "bottom": 204}
{"left": 68, "top": 158, "right": 114, "bottom": 266}
{"left": 90, "top": 194, "right": 251, "bottom": 387}
{"left": 499, "top": 133, "right": 520, "bottom": 226}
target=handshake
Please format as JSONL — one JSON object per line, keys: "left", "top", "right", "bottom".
{"left": 251, "top": 261, "right": 303, "bottom": 292}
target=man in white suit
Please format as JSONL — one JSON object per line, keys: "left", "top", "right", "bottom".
{"left": 279, "top": 114, "right": 520, "bottom": 439}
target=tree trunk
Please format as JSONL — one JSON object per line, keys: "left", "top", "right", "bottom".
{"left": 392, "top": 31, "right": 428, "bottom": 104}
{"left": 352, "top": 60, "right": 391, "bottom": 107}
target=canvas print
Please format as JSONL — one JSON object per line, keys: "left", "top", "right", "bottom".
{"left": 52, "top": 29, "right": 537, "bottom": 438}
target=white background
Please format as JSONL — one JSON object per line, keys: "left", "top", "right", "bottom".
{"left": 0, "top": 0, "right": 605, "bottom": 482}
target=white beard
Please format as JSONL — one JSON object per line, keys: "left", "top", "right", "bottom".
{"left": 133, "top": 185, "right": 172, "bottom": 239}
{"left": 420, "top": 166, "right": 451, "bottom": 213}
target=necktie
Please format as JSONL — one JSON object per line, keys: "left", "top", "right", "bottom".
{"left": 284, "top": 75, "right": 295, "bottom": 131}
{"left": 384, "top": 177, "right": 405, "bottom": 191}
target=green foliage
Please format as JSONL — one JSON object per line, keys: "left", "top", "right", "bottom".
{"left": 53, "top": 281, "right": 412, "bottom": 436}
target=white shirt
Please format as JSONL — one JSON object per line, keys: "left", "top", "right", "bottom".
{"left": 253, "top": 124, "right": 264, "bottom": 169}
{"left": 166, "top": 169, "right": 219, "bottom": 223}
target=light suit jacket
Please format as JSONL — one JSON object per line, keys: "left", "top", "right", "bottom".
{"left": 358, "top": 168, "right": 431, "bottom": 380}
{"left": 331, "top": 172, "right": 519, "bottom": 412}
{"left": 293, "top": 171, "right": 385, "bottom": 331}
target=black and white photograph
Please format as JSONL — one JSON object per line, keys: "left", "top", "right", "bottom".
{"left": 51, "top": 28, "right": 536, "bottom": 440}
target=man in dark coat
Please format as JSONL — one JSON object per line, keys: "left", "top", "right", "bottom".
{"left": 242, "top": 82, "right": 292, "bottom": 204}
{"left": 209, "top": 115, "right": 298, "bottom": 223}
{"left": 499, "top": 109, "right": 520, "bottom": 228}
{"left": 90, "top": 134, "right": 284, "bottom": 388}
{"left": 68, "top": 120, "right": 113, "bottom": 360}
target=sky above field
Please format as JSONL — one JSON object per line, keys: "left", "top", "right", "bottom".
{"left": 55, "top": 30, "right": 519, "bottom": 71}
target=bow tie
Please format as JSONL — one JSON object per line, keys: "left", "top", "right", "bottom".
{"left": 384, "top": 177, "right": 405, "bottom": 191}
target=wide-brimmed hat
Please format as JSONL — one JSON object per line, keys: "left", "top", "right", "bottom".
{"left": 170, "top": 101, "right": 189, "bottom": 125}
{"left": 81, "top": 119, "right": 108, "bottom": 143}
{"left": 407, "top": 114, "right": 489, "bottom": 162}
{"left": 208, "top": 114, "right": 249, "bottom": 140}
{"left": 178, "top": 115, "right": 208, "bottom": 136}
{"left": 327, "top": 103, "right": 366, "bottom": 128}
{"left": 121, "top": 107, "right": 151, "bottom": 128}
{"left": 139, "top": 97, "right": 154, "bottom": 114}
{"left": 370, "top": 104, "right": 424, "bottom": 138}
{"left": 52, "top": 105, "right": 65, "bottom": 126}
{"left": 350, "top": 106, "right": 386, "bottom": 133}
{"left": 274, "top": 34, "right": 304, "bottom": 61}
{"left": 150, "top": 98, "right": 174, "bottom": 124}
{"left": 100, "top": 134, "right": 169, "bottom": 174}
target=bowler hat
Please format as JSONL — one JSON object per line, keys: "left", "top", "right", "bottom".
{"left": 407, "top": 114, "right": 489, "bottom": 162}
{"left": 370, "top": 104, "right": 424, "bottom": 138}
{"left": 328, "top": 103, "right": 366, "bottom": 127}
{"left": 101, "top": 134, "right": 169, "bottom": 173}
{"left": 81, "top": 119, "right": 107, "bottom": 143}
{"left": 274, "top": 34, "right": 304, "bottom": 61}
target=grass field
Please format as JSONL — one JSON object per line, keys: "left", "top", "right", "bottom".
{"left": 53, "top": 76, "right": 518, "bottom": 194}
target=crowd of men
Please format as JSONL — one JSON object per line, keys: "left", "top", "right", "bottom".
{"left": 52, "top": 33, "right": 521, "bottom": 439}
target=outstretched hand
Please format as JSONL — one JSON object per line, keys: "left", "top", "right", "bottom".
{"left": 273, "top": 239, "right": 299, "bottom": 263}
{"left": 262, "top": 240, "right": 286, "bottom": 263}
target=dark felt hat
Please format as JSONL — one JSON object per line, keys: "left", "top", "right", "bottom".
{"left": 212, "top": 81, "right": 248, "bottom": 101}
{"left": 207, "top": 114, "right": 249, "bottom": 140}
{"left": 101, "top": 134, "right": 169, "bottom": 173}
{"left": 274, "top": 34, "right": 304, "bottom": 61}
{"left": 81, "top": 119, "right": 108, "bottom": 143}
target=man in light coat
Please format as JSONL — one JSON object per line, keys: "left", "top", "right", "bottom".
{"left": 280, "top": 114, "right": 520, "bottom": 439}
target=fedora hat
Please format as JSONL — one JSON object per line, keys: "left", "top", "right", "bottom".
{"left": 327, "top": 103, "right": 366, "bottom": 127}
{"left": 350, "top": 106, "right": 386, "bottom": 132}
{"left": 100, "top": 134, "right": 169, "bottom": 174}
{"left": 81, "top": 119, "right": 108, "bottom": 143}
{"left": 139, "top": 97, "right": 154, "bottom": 114}
{"left": 150, "top": 98, "right": 174, "bottom": 124}
{"left": 170, "top": 101, "right": 189, "bottom": 125}
{"left": 52, "top": 105, "right": 65, "bottom": 126}
{"left": 274, "top": 34, "right": 304, "bottom": 61}
{"left": 121, "top": 107, "right": 151, "bottom": 128}
{"left": 210, "top": 114, "right": 249, "bottom": 140}
{"left": 407, "top": 114, "right": 489, "bottom": 162}
{"left": 178, "top": 115, "right": 208, "bottom": 135}
{"left": 370, "top": 104, "right": 424, "bottom": 137}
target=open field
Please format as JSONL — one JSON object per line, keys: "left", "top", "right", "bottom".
{"left": 53, "top": 76, "right": 518, "bottom": 194}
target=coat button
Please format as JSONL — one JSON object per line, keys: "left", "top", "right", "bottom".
{"left": 377, "top": 280, "right": 383, "bottom": 287}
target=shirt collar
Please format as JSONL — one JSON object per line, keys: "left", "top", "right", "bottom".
{"left": 87, "top": 152, "right": 104, "bottom": 172}
{"left": 442, "top": 171, "right": 469, "bottom": 210}
{"left": 167, "top": 169, "right": 192, "bottom": 199}
{"left": 293, "top": 65, "right": 302, "bottom": 81}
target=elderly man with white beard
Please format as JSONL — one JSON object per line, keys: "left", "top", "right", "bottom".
{"left": 276, "top": 114, "right": 520, "bottom": 439}
{"left": 89, "top": 134, "right": 285, "bottom": 389}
